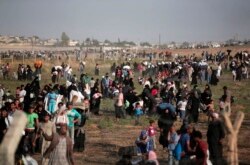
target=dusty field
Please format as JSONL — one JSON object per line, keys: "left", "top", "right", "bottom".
{"left": 167, "top": 45, "right": 250, "bottom": 56}
{"left": 1, "top": 44, "right": 250, "bottom": 56}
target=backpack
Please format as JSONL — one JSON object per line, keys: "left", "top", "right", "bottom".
{"left": 173, "top": 142, "right": 182, "bottom": 160}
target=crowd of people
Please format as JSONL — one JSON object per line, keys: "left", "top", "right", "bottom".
{"left": 0, "top": 49, "right": 249, "bottom": 165}
{"left": 0, "top": 50, "right": 76, "bottom": 60}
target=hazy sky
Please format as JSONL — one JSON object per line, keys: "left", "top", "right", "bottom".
{"left": 0, "top": 0, "right": 249, "bottom": 43}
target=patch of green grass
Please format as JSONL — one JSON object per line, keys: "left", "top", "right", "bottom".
{"left": 201, "top": 70, "right": 250, "bottom": 113}
{"left": 98, "top": 116, "right": 114, "bottom": 129}
{"left": 85, "top": 117, "right": 96, "bottom": 125}
{"left": 119, "top": 116, "right": 134, "bottom": 125}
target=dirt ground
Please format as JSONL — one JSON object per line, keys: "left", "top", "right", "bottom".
{"left": 70, "top": 111, "right": 250, "bottom": 165}
{"left": 32, "top": 111, "right": 250, "bottom": 165}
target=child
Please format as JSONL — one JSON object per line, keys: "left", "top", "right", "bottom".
{"left": 46, "top": 89, "right": 58, "bottom": 115}
{"left": 167, "top": 125, "right": 180, "bottom": 165}
{"left": 177, "top": 97, "right": 188, "bottom": 121}
{"left": 206, "top": 99, "right": 215, "bottom": 123}
{"left": 39, "top": 112, "right": 55, "bottom": 164}
{"left": 148, "top": 120, "right": 157, "bottom": 150}
{"left": 134, "top": 102, "right": 143, "bottom": 125}
{"left": 135, "top": 130, "right": 154, "bottom": 155}
{"left": 54, "top": 107, "right": 69, "bottom": 133}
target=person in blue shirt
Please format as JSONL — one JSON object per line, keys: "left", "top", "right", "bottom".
{"left": 179, "top": 125, "right": 193, "bottom": 164}
{"left": 135, "top": 130, "right": 154, "bottom": 155}
{"left": 168, "top": 125, "right": 180, "bottom": 165}
{"left": 103, "top": 74, "right": 110, "bottom": 98}
{"left": 134, "top": 102, "right": 143, "bottom": 125}
{"left": 66, "top": 102, "right": 81, "bottom": 144}
{"left": 47, "top": 89, "right": 58, "bottom": 114}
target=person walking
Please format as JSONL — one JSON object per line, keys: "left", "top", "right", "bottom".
{"left": 167, "top": 125, "right": 179, "bottom": 165}
{"left": 147, "top": 120, "right": 157, "bottom": 150}
{"left": 40, "top": 112, "right": 55, "bottom": 165}
{"left": 114, "top": 87, "right": 125, "bottom": 121}
{"left": 207, "top": 113, "right": 225, "bottom": 165}
{"left": 179, "top": 125, "right": 193, "bottom": 164}
{"left": 177, "top": 97, "right": 188, "bottom": 121}
{"left": 25, "top": 105, "right": 39, "bottom": 154}
{"left": 193, "top": 131, "right": 208, "bottom": 165}
{"left": 42, "top": 124, "right": 74, "bottom": 165}
{"left": 46, "top": 89, "right": 58, "bottom": 115}
{"left": 66, "top": 102, "right": 81, "bottom": 145}
{"left": 134, "top": 102, "right": 143, "bottom": 125}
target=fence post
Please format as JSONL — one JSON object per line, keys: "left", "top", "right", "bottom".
{"left": 0, "top": 111, "right": 27, "bottom": 165}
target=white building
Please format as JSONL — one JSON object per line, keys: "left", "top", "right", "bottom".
{"left": 44, "top": 38, "right": 58, "bottom": 46}
{"left": 68, "top": 40, "right": 79, "bottom": 46}
{"left": 211, "top": 42, "right": 221, "bottom": 48}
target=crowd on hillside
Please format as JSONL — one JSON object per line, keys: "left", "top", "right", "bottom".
{"left": 0, "top": 50, "right": 76, "bottom": 61}
{"left": 0, "top": 49, "right": 249, "bottom": 165}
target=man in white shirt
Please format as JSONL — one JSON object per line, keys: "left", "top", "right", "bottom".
{"left": 19, "top": 85, "right": 26, "bottom": 103}
{"left": 114, "top": 87, "right": 125, "bottom": 121}
{"left": 177, "top": 97, "right": 188, "bottom": 121}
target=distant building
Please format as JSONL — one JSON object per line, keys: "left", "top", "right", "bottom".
{"left": 102, "top": 46, "right": 122, "bottom": 52}
{"left": 44, "top": 38, "right": 58, "bottom": 46}
{"left": 211, "top": 42, "right": 221, "bottom": 48}
{"left": 167, "top": 44, "right": 175, "bottom": 49}
{"left": 68, "top": 40, "right": 79, "bottom": 46}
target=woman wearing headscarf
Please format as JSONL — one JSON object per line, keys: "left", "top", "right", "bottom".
{"left": 90, "top": 87, "right": 102, "bottom": 115}
{"left": 201, "top": 84, "right": 212, "bottom": 105}
{"left": 41, "top": 125, "right": 74, "bottom": 165}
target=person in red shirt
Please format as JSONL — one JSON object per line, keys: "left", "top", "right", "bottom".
{"left": 193, "top": 130, "right": 208, "bottom": 165}
{"left": 147, "top": 120, "right": 158, "bottom": 150}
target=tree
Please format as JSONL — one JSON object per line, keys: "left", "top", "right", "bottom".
{"left": 111, "top": 40, "right": 136, "bottom": 47}
{"left": 85, "top": 38, "right": 91, "bottom": 46}
{"left": 170, "top": 41, "right": 176, "bottom": 45}
{"left": 32, "top": 35, "right": 40, "bottom": 40}
{"left": 104, "top": 39, "right": 111, "bottom": 44}
{"left": 140, "top": 42, "right": 152, "bottom": 47}
{"left": 61, "top": 32, "right": 70, "bottom": 46}
{"left": 127, "top": 41, "right": 136, "bottom": 46}
{"left": 92, "top": 39, "right": 99, "bottom": 46}
{"left": 181, "top": 41, "right": 190, "bottom": 49}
